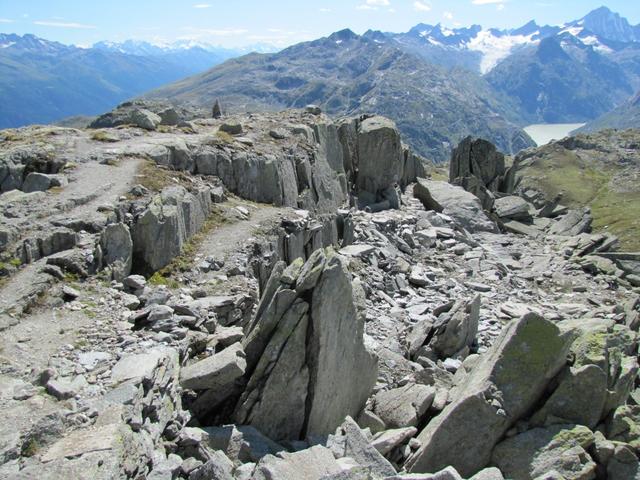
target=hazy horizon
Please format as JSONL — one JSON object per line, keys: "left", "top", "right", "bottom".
{"left": 1, "top": 1, "right": 639, "bottom": 49}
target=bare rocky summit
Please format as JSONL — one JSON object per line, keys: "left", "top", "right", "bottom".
{"left": 0, "top": 104, "right": 639, "bottom": 480}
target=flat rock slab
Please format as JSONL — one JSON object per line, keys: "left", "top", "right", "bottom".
{"left": 110, "top": 349, "right": 165, "bottom": 385}
{"left": 339, "top": 244, "right": 376, "bottom": 257}
{"left": 414, "top": 179, "right": 497, "bottom": 233}
{"left": 41, "top": 423, "right": 122, "bottom": 463}
{"left": 251, "top": 445, "right": 341, "bottom": 480}
{"left": 180, "top": 342, "right": 246, "bottom": 391}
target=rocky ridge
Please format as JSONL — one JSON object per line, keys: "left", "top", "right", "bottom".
{"left": 0, "top": 105, "right": 639, "bottom": 480}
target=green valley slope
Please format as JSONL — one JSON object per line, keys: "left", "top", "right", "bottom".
{"left": 514, "top": 129, "right": 640, "bottom": 250}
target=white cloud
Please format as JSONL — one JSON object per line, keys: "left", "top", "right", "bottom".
{"left": 0, "top": 18, "right": 14, "bottom": 23}
{"left": 497, "top": 4, "right": 505, "bottom": 10}
{"left": 193, "top": 3, "right": 211, "bottom": 8}
{"left": 472, "top": 0, "right": 506, "bottom": 4}
{"left": 443, "top": 11, "right": 454, "bottom": 20}
{"left": 414, "top": 1, "right": 431, "bottom": 12}
{"left": 357, "top": 0, "right": 390, "bottom": 9}
{"left": 319, "top": 8, "right": 332, "bottom": 12}
{"left": 34, "top": 20, "right": 97, "bottom": 29}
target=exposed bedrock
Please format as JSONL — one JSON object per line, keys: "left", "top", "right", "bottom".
{"left": 146, "top": 113, "right": 426, "bottom": 213}
{"left": 406, "top": 313, "right": 573, "bottom": 476}
{"left": 233, "top": 248, "right": 378, "bottom": 441}
{"left": 131, "top": 185, "right": 212, "bottom": 273}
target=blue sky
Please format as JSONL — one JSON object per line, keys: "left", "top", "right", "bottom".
{"left": 0, "top": 1, "right": 638, "bottom": 47}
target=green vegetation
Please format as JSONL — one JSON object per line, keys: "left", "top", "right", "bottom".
{"left": 591, "top": 189, "right": 640, "bottom": 251}
{"left": 134, "top": 161, "right": 177, "bottom": 193}
{"left": 519, "top": 145, "right": 640, "bottom": 251}
{"left": 21, "top": 438, "right": 40, "bottom": 457}
{"left": 90, "top": 130, "right": 119, "bottom": 142}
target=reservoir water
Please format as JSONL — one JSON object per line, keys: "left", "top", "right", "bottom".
{"left": 524, "top": 123, "right": 586, "bottom": 147}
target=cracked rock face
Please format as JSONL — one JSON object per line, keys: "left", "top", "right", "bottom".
{"left": 406, "top": 313, "right": 574, "bottom": 477}
{"left": 234, "top": 248, "right": 378, "bottom": 441}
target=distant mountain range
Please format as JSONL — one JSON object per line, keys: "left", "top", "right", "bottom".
{"left": 146, "top": 6, "right": 640, "bottom": 160}
{"left": 0, "top": 34, "right": 273, "bottom": 128}
{"left": 146, "top": 28, "right": 533, "bottom": 162}
{"left": 2, "top": 6, "right": 640, "bottom": 160}
{"left": 384, "top": 6, "right": 640, "bottom": 123}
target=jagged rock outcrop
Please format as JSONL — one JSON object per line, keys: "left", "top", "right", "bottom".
{"left": 492, "top": 424, "right": 597, "bottom": 480}
{"left": 406, "top": 314, "right": 573, "bottom": 477}
{"left": 450, "top": 137, "right": 510, "bottom": 193}
{"left": 233, "top": 248, "right": 378, "bottom": 441}
{"left": 132, "top": 186, "right": 212, "bottom": 273}
{"left": 89, "top": 100, "right": 203, "bottom": 129}
{"left": 448, "top": 137, "right": 517, "bottom": 211}
{"left": 99, "top": 222, "right": 133, "bottom": 281}
{"left": 339, "top": 115, "right": 426, "bottom": 210}
{"left": 0, "top": 144, "right": 66, "bottom": 193}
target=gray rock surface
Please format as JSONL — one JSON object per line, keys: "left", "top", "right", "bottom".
{"left": 251, "top": 445, "right": 341, "bottom": 480}
{"left": 180, "top": 342, "right": 246, "bottom": 391}
{"left": 406, "top": 314, "right": 573, "bottom": 477}
{"left": 491, "top": 424, "right": 596, "bottom": 480}
{"left": 235, "top": 249, "right": 377, "bottom": 440}
{"left": 449, "top": 137, "right": 508, "bottom": 194}
{"left": 414, "top": 179, "right": 497, "bottom": 233}
{"left": 132, "top": 186, "right": 212, "bottom": 272}
{"left": 373, "top": 384, "right": 435, "bottom": 428}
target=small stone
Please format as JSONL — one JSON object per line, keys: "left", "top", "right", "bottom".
{"left": 62, "top": 285, "right": 80, "bottom": 301}
{"left": 124, "top": 275, "right": 146, "bottom": 290}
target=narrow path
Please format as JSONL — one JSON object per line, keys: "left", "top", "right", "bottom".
{"left": 198, "top": 201, "right": 291, "bottom": 263}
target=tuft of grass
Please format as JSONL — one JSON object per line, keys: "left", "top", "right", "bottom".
{"left": 64, "top": 272, "right": 79, "bottom": 283}
{"left": 9, "top": 258, "right": 21, "bottom": 267}
{"left": 134, "top": 161, "right": 177, "bottom": 193}
{"left": 202, "top": 130, "right": 235, "bottom": 146}
{"left": 148, "top": 272, "right": 181, "bottom": 289}
{"left": 21, "top": 438, "right": 39, "bottom": 457}
{"left": 90, "top": 130, "right": 119, "bottom": 143}
{"left": 591, "top": 188, "right": 640, "bottom": 251}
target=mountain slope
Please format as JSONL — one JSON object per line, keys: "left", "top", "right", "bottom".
{"left": 485, "top": 34, "right": 634, "bottom": 123}
{"left": 146, "top": 30, "right": 532, "bottom": 162}
{"left": 514, "top": 128, "right": 640, "bottom": 250}
{"left": 580, "top": 91, "right": 640, "bottom": 132}
{"left": 0, "top": 34, "right": 237, "bottom": 128}
{"left": 571, "top": 6, "right": 640, "bottom": 43}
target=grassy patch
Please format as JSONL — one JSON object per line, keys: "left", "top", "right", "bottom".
{"left": 21, "top": 438, "right": 40, "bottom": 457}
{"left": 134, "top": 161, "right": 177, "bottom": 193}
{"left": 519, "top": 148, "right": 640, "bottom": 250}
{"left": 203, "top": 130, "right": 235, "bottom": 147}
{"left": 522, "top": 150, "right": 610, "bottom": 205}
{"left": 90, "top": 130, "right": 119, "bottom": 143}
{"left": 591, "top": 189, "right": 640, "bottom": 251}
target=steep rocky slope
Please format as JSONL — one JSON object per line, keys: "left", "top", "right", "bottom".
{"left": 145, "top": 30, "right": 532, "bottom": 163}
{"left": 0, "top": 106, "right": 639, "bottom": 480}
{"left": 486, "top": 35, "right": 635, "bottom": 123}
